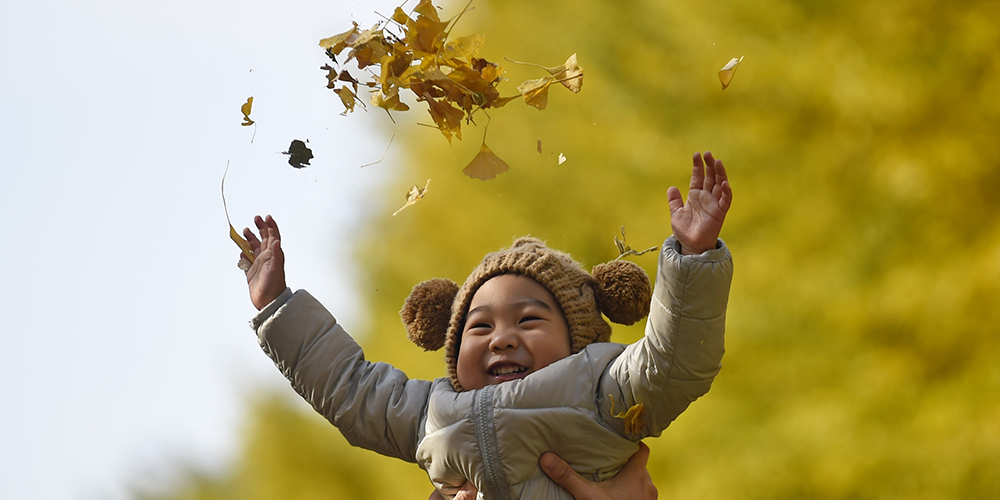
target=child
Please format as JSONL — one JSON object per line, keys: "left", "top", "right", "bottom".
{"left": 242, "top": 152, "right": 734, "bottom": 499}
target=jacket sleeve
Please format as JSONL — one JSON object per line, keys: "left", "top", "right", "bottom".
{"left": 606, "top": 236, "right": 733, "bottom": 438}
{"left": 250, "top": 288, "right": 432, "bottom": 462}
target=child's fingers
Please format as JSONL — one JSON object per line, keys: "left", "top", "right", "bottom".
{"left": 667, "top": 186, "right": 684, "bottom": 214}
{"left": 265, "top": 214, "right": 281, "bottom": 241}
{"left": 244, "top": 227, "right": 262, "bottom": 254}
{"left": 719, "top": 180, "right": 733, "bottom": 213}
{"left": 690, "top": 152, "right": 705, "bottom": 191}
{"left": 712, "top": 159, "right": 727, "bottom": 198}
{"left": 254, "top": 215, "right": 270, "bottom": 244}
{"left": 715, "top": 158, "right": 728, "bottom": 184}
{"left": 703, "top": 151, "right": 717, "bottom": 192}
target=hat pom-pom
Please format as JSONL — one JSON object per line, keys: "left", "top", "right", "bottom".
{"left": 593, "top": 260, "right": 651, "bottom": 325}
{"left": 401, "top": 278, "right": 459, "bottom": 351}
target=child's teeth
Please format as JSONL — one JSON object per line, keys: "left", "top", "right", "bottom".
{"left": 495, "top": 366, "right": 524, "bottom": 375}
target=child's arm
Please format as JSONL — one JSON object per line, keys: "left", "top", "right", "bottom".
{"left": 606, "top": 152, "right": 734, "bottom": 437}
{"left": 241, "top": 215, "right": 432, "bottom": 462}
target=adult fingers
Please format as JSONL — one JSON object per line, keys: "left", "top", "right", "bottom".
{"left": 621, "top": 443, "right": 658, "bottom": 499}
{"left": 622, "top": 442, "right": 651, "bottom": 472}
{"left": 689, "top": 152, "right": 705, "bottom": 191}
{"left": 540, "top": 452, "right": 595, "bottom": 497}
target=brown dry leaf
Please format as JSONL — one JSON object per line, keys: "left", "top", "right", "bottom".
{"left": 240, "top": 97, "right": 254, "bottom": 126}
{"left": 320, "top": 64, "right": 338, "bottom": 88}
{"left": 719, "top": 55, "right": 744, "bottom": 90}
{"left": 222, "top": 161, "right": 254, "bottom": 265}
{"left": 546, "top": 53, "right": 584, "bottom": 93}
{"left": 608, "top": 394, "right": 646, "bottom": 435}
{"left": 463, "top": 142, "right": 510, "bottom": 180}
{"left": 425, "top": 95, "right": 464, "bottom": 142}
{"left": 393, "top": 179, "right": 431, "bottom": 216}
{"left": 518, "top": 77, "right": 553, "bottom": 110}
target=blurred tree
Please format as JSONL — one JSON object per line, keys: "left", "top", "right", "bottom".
{"left": 144, "top": 0, "right": 999, "bottom": 498}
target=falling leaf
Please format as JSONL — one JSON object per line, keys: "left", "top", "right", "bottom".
{"left": 317, "top": 0, "right": 585, "bottom": 175}
{"left": 518, "top": 77, "right": 553, "bottom": 110}
{"left": 506, "top": 53, "right": 584, "bottom": 93}
{"left": 464, "top": 142, "right": 510, "bottom": 180}
{"left": 557, "top": 153, "right": 567, "bottom": 165}
{"left": 335, "top": 86, "right": 363, "bottom": 114}
{"left": 240, "top": 97, "right": 254, "bottom": 126}
{"left": 319, "top": 22, "right": 360, "bottom": 54}
{"left": 614, "top": 226, "right": 658, "bottom": 260}
{"left": 608, "top": 394, "right": 646, "bottom": 435}
{"left": 222, "top": 161, "right": 254, "bottom": 265}
{"left": 718, "top": 55, "right": 744, "bottom": 90}
{"left": 393, "top": 179, "right": 431, "bottom": 216}
{"left": 546, "top": 53, "right": 584, "bottom": 93}
{"left": 441, "top": 34, "right": 486, "bottom": 60}
{"left": 283, "top": 139, "right": 313, "bottom": 168}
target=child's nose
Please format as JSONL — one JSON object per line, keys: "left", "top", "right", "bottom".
{"left": 488, "top": 327, "right": 520, "bottom": 352}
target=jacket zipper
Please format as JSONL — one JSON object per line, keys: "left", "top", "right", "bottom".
{"left": 474, "top": 385, "right": 511, "bottom": 500}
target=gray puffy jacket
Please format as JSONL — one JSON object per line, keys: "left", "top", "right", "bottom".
{"left": 251, "top": 237, "right": 733, "bottom": 499}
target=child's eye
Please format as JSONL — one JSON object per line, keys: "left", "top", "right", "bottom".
{"left": 467, "top": 322, "right": 492, "bottom": 333}
{"left": 519, "top": 316, "right": 542, "bottom": 324}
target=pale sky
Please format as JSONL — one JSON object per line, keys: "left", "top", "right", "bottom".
{"left": 0, "top": 0, "right": 411, "bottom": 498}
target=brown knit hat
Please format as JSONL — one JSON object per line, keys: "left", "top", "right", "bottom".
{"left": 400, "top": 237, "right": 652, "bottom": 391}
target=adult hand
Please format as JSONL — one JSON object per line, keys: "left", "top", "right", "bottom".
{"left": 428, "top": 444, "right": 656, "bottom": 500}
{"left": 243, "top": 214, "right": 287, "bottom": 310}
{"left": 667, "top": 151, "right": 733, "bottom": 255}
{"left": 428, "top": 481, "right": 477, "bottom": 500}
{"left": 540, "top": 442, "right": 657, "bottom": 500}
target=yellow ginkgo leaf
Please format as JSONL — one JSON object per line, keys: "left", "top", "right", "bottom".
{"left": 222, "top": 162, "right": 254, "bottom": 265}
{"left": 719, "top": 55, "right": 744, "bottom": 90}
{"left": 319, "top": 22, "right": 360, "bottom": 54}
{"left": 442, "top": 34, "right": 486, "bottom": 60}
{"left": 241, "top": 97, "right": 254, "bottom": 126}
{"left": 335, "top": 87, "right": 362, "bottom": 114}
{"left": 463, "top": 142, "right": 510, "bottom": 180}
{"left": 546, "top": 53, "right": 584, "bottom": 93}
{"left": 518, "top": 77, "right": 553, "bottom": 110}
{"left": 393, "top": 179, "right": 431, "bottom": 216}
{"left": 608, "top": 394, "right": 646, "bottom": 435}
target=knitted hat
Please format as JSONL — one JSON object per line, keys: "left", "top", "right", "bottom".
{"left": 400, "top": 237, "right": 652, "bottom": 391}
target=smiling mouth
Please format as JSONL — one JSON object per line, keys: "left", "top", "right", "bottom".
{"left": 489, "top": 364, "right": 529, "bottom": 381}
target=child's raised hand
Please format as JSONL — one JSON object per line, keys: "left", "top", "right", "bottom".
{"left": 667, "top": 151, "right": 733, "bottom": 255}
{"left": 243, "top": 215, "right": 287, "bottom": 310}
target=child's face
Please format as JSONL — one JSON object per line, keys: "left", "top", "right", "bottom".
{"left": 456, "top": 274, "right": 572, "bottom": 390}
